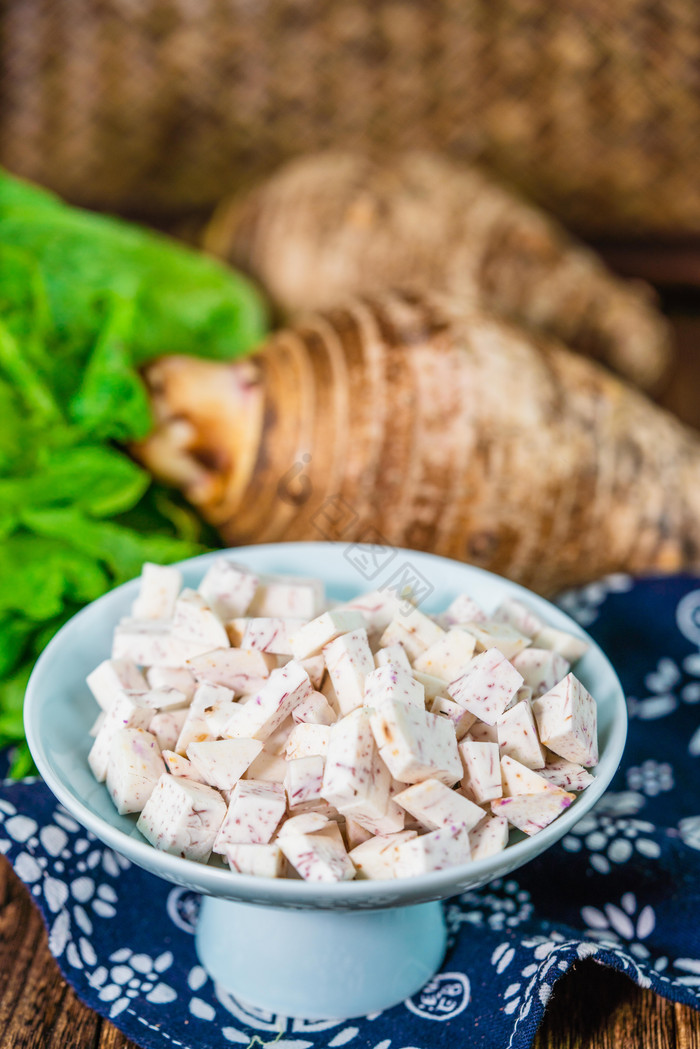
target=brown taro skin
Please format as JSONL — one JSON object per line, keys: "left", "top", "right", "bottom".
{"left": 204, "top": 151, "right": 672, "bottom": 391}
{"left": 133, "top": 291, "right": 700, "bottom": 596}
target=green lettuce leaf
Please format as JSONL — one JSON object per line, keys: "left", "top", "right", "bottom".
{"left": 0, "top": 168, "right": 270, "bottom": 776}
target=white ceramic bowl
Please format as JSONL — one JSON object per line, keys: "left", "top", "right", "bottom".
{"left": 25, "top": 543, "right": 627, "bottom": 1018}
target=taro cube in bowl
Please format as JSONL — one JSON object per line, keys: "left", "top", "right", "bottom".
{"left": 68, "top": 546, "right": 622, "bottom": 892}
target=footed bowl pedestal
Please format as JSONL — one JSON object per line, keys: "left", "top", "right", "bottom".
{"left": 195, "top": 895, "right": 448, "bottom": 1019}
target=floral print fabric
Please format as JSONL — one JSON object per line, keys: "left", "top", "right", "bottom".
{"left": 1, "top": 573, "right": 699, "bottom": 1049}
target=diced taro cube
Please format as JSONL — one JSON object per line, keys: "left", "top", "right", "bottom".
{"left": 323, "top": 628, "right": 375, "bottom": 715}
{"left": 175, "top": 682, "right": 235, "bottom": 753}
{"left": 249, "top": 575, "right": 324, "bottom": 619}
{"left": 146, "top": 665, "right": 197, "bottom": 701}
{"left": 491, "top": 790, "right": 575, "bottom": 836}
{"left": 463, "top": 619, "right": 531, "bottom": 661}
{"left": 379, "top": 609, "right": 445, "bottom": 662}
{"left": 277, "top": 812, "right": 330, "bottom": 838}
{"left": 172, "top": 589, "right": 230, "bottom": 649}
{"left": 467, "top": 720, "right": 498, "bottom": 744}
{"left": 511, "top": 648, "right": 570, "bottom": 699}
{"left": 149, "top": 708, "right": 188, "bottom": 752}
{"left": 540, "top": 756, "right": 595, "bottom": 791}
{"left": 322, "top": 709, "right": 390, "bottom": 815}
{"left": 214, "top": 780, "right": 286, "bottom": 850}
{"left": 137, "top": 774, "right": 226, "bottom": 862}
{"left": 223, "top": 661, "right": 313, "bottom": 741}
{"left": 198, "top": 559, "right": 259, "bottom": 619}
{"left": 299, "top": 655, "right": 326, "bottom": 689}
{"left": 497, "top": 699, "right": 545, "bottom": 769}
{"left": 89, "top": 712, "right": 105, "bottom": 738}
{"left": 340, "top": 589, "right": 403, "bottom": 635}
{"left": 394, "top": 825, "right": 471, "bottom": 876}
{"left": 290, "top": 610, "right": 366, "bottom": 660}
{"left": 411, "top": 671, "right": 447, "bottom": 702}
{"left": 374, "top": 644, "right": 412, "bottom": 671}
{"left": 135, "top": 687, "right": 188, "bottom": 712}
{"left": 292, "top": 691, "right": 336, "bottom": 726}
{"left": 413, "top": 629, "right": 477, "bottom": 682}
{"left": 448, "top": 649, "right": 523, "bottom": 725}
{"left": 531, "top": 626, "right": 589, "bottom": 664}
{"left": 112, "top": 620, "right": 214, "bottom": 668}
{"left": 285, "top": 755, "right": 326, "bottom": 810}
{"left": 187, "top": 647, "right": 276, "bottom": 695}
{"left": 469, "top": 815, "right": 510, "bottom": 859}
{"left": 278, "top": 829, "right": 354, "bottom": 882}
{"left": 364, "top": 664, "right": 425, "bottom": 711}
{"left": 186, "top": 738, "right": 263, "bottom": 790}
{"left": 431, "top": 696, "right": 476, "bottom": 740}
{"left": 243, "top": 750, "right": 288, "bottom": 783}
{"left": 349, "top": 830, "right": 418, "bottom": 879}
{"left": 106, "top": 728, "right": 163, "bottom": 815}
{"left": 132, "top": 563, "right": 182, "bottom": 621}
{"left": 439, "top": 594, "right": 486, "bottom": 628}
{"left": 500, "top": 755, "right": 559, "bottom": 797}
{"left": 162, "top": 750, "right": 205, "bottom": 782}
{"left": 458, "top": 740, "right": 502, "bottom": 804}
{"left": 344, "top": 818, "right": 373, "bottom": 850}
{"left": 241, "top": 617, "right": 307, "bottom": 656}
{"left": 285, "top": 723, "right": 330, "bottom": 759}
{"left": 223, "top": 842, "right": 285, "bottom": 878}
{"left": 531, "top": 673, "right": 598, "bottom": 767}
{"left": 393, "top": 779, "right": 484, "bottom": 832}
{"left": 491, "top": 597, "right": 545, "bottom": 638}
{"left": 369, "top": 701, "right": 462, "bottom": 786}
{"left": 87, "top": 659, "right": 147, "bottom": 711}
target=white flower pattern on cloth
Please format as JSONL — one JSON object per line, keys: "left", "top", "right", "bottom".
{"left": 556, "top": 575, "right": 633, "bottom": 627}
{"left": 561, "top": 793, "right": 660, "bottom": 874}
{"left": 0, "top": 799, "right": 131, "bottom": 974}
{"left": 625, "top": 588, "right": 700, "bottom": 721}
{"left": 446, "top": 878, "right": 533, "bottom": 936}
{"left": 678, "top": 816, "right": 700, "bottom": 851}
{"left": 89, "top": 948, "right": 176, "bottom": 1020}
{"left": 581, "top": 892, "right": 656, "bottom": 960}
{"left": 625, "top": 760, "right": 674, "bottom": 797}
{"left": 581, "top": 893, "right": 700, "bottom": 991}
{"left": 626, "top": 654, "right": 700, "bottom": 721}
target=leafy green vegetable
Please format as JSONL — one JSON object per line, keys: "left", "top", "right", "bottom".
{"left": 0, "top": 168, "right": 268, "bottom": 777}
{"left": 0, "top": 171, "right": 266, "bottom": 369}
{"left": 70, "top": 294, "right": 153, "bottom": 441}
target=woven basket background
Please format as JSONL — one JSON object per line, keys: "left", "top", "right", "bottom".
{"left": 2, "top": 0, "right": 700, "bottom": 235}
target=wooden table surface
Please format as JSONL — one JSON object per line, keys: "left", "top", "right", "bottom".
{"left": 2, "top": 300, "right": 700, "bottom": 1049}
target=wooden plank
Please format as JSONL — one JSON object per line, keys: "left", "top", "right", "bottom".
{"left": 98, "top": 1022, "right": 135, "bottom": 1049}
{"left": 533, "top": 961, "right": 679, "bottom": 1049}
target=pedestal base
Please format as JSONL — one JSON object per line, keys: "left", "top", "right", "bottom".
{"left": 195, "top": 897, "right": 447, "bottom": 1020}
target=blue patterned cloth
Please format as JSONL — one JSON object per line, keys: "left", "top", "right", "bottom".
{"left": 2, "top": 574, "right": 700, "bottom": 1049}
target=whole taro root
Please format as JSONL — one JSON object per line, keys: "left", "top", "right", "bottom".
{"left": 204, "top": 152, "right": 672, "bottom": 392}
{"left": 135, "top": 292, "right": 699, "bottom": 595}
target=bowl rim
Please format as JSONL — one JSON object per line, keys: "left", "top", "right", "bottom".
{"left": 25, "top": 542, "right": 628, "bottom": 907}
